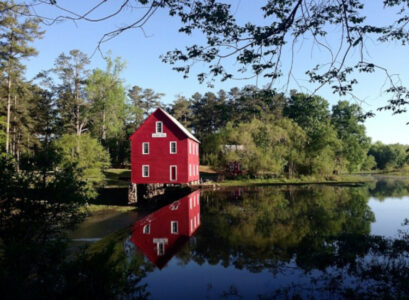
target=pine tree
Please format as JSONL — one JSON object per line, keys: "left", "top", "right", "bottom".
{"left": 53, "top": 49, "right": 90, "bottom": 136}
{"left": 0, "top": 0, "right": 43, "bottom": 153}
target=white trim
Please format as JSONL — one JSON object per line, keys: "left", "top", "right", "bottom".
{"left": 170, "top": 165, "right": 177, "bottom": 181}
{"left": 157, "top": 108, "right": 200, "bottom": 143}
{"left": 155, "top": 121, "right": 163, "bottom": 133}
{"left": 189, "top": 164, "right": 191, "bottom": 176}
{"left": 170, "top": 221, "right": 178, "bottom": 234}
{"left": 189, "top": 197, "right": 192, "bottom": 209}
{"left": 196, "top": 165, "right": 199, "bottom": 176}
{"left": 142, "top": 165, "right": 149, "bottom": 177}
{"left": 170, "top": 141, "right": 177, "bottom": 154}
{"left": 142, "top": 142, "right": 149, "bottom": 154}
{"left": 189, "top": 141, "right": 191, "bottom": 154}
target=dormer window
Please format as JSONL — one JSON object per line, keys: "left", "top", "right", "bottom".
{"left": 156, "top": 121, "right": 163, "bottom": 133}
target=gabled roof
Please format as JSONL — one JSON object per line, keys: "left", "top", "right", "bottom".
{"left": 157, "top": 108, "right": 200, "bottom": 143}
{"left": 130, "top": 107, "right": 200, "bottom": 143}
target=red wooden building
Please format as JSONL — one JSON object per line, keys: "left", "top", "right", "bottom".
{"left": 130, "top": 108, "right": 200, "bottom": 185}
{"left": 130, "top": 190, "right": 201, "bottom": 268}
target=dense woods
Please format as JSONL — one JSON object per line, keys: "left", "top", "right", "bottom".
{"left": 0, "top": 1, "right": 408, "bottom": 192}
{"left": 2, "top": 1, "right": 409, "bottom": 298}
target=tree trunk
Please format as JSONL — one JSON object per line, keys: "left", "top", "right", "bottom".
{"left": 102, "top": 106, "right": 106, "bottom": 142}
{"left": 6, "top": 75, "right": 11, "bottom": 154}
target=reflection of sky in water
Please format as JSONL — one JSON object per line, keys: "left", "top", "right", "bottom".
{"left": 141, "top": 259, "right": 332, "bottom": 299}
{"left": 369, "top": 196, "right": 409, "bottom": 237}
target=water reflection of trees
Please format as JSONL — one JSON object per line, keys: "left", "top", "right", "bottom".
{"left": 369, "top": 177, "right": 409, "bottom": 200}
{"left": 183, "top": 186, "right": 409, "bottom": 298}
{"left": 191, "top": 187, "right": 374, "bottom": 271}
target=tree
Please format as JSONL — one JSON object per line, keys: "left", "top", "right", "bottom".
{"left": 54, "top": 134, "right": 110, "bottom": 199}
{"left": 285, "top": 92, "right": 344, "bottom": 175}
{"left": 331, "top": 101, "right": 371, "bottom": 172}
{"left": 0, "top": 0, "right": 43, "bottom": 153}
{"left": 368, "top": 142, "right": 408, "bottom": 170}
{"left": 169, "top": 95, "right": 192, "bottom": 129}
{"left": 87, "top": 56, "right": 127, "bottom": 142}
{"left": 128, "top": 85, "right": 164, "bottom": 128}
{"left": 22, "top": 1, "right": 409, "bottom": 116}
{"left": 190, "top": 91, "right": 228, "bottom": 139}
{"left": 53, "top": 49, "right": 90, "bottom": 136}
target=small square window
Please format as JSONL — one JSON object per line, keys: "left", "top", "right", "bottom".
{"left": 171, "top": 221, "right": 178, "bottom": 234}
{"left": 142, "top": 142, "right": 149, "bottom": 154}
{"left": 170, "top": 141, "right": 177, "bottom": 154}
{"left": 142, "top": 165, "right": 149, "bottom": 177}
{"left": 156, "top": 121, "right": 163, "bottom": 133}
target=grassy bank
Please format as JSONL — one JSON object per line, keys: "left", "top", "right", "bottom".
{"left": 80, "top": 204, "right": 135, "bottom": 215}
{"left": 104, "top": 167, "right": 381, "bottom": 189}
{"left": 218, "top": 174, "right": 376, "bottom": 187}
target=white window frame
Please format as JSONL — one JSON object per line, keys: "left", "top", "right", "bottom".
{"left": 196, "top": 165, "right": 199, "bottom": 176}
{"left": 170, "top": 221, "right": 178, "bottom": 234}
{"left": 189, "top": 197, "right": 192, "bottom": 209}
{"left": 189, "top": 164, "right": 191, "bottom": 176}
{"left": 196, "top": 144, "right": 199, "bottom": 155}
{"left": 170, "top": 141, "right": 177, "bottom": 154}
{"left": 142, "top": 165, "right": 149, "bottom": 177}
{"left": 189, "top": 141, "right": 191, "bottom": 154}
{"left": 170, "top": 165, "right": 177, "bottom": 181}
{"left": 143, "top": 224, "right": 150, "bottom": 234}
{"left": 155, "top": 121, "right": 163, "bottom": 133}
{"left": 142, "top": 142, "right": 149, "bottom": 154}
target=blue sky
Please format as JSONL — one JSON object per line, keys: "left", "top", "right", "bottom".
{"left": 22, "top": 0, "right": 409, "bottom": 144}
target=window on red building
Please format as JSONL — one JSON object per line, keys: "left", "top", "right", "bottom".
{"left": 170, "top": 141, "right": 177, "bottom": 154}
{"left": 156, "top": 121, "right": 163, "bottom": 133}
{"left": 142, "top": 142, "right": 149, "bottom": 154}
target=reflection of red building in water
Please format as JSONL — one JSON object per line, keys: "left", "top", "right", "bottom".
{"left": 130, "top": 190, "right": 201, "bottom": 269}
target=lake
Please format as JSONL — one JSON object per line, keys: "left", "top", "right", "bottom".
{"left": 74, "top": 177, "right": 409, "bottom": 299}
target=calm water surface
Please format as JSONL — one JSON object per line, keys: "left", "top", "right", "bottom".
{"left": 77, "top": 178, "right": 409, "bottom": 299}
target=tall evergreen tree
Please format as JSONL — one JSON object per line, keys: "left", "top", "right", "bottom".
{"left": 0, "top": 0, "right": 43, "bottom": 153}
{"left": 169, "top": 95, "right": 192, "bottom": 129}
{"left": 53, "top": 49, "right": 90, "bottom": 136}
{"left": 128, "top": 85, "right": 164, "bottom": 127}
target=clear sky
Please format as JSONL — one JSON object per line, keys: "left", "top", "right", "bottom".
{"left": 21, "top": 0, "right": 409, "bottom": 144}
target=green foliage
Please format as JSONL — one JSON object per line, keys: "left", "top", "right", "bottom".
{"left": 361, "top": 154, "right": 377, "bottom": 171}
{"left": 54, "top": 134, "right": 110, "bottom": 200}
{"left": 86, "top": 55, "right": 128, "bottom": 164}
{"left": 53, "top": 49, "right": 90, "bottom": 135}
{"left": 331, "top": 101, "right": 371, "bottom": 172}
{"left": 369, "top": 142, "right": 409, "bottom": 170}
{"left": 128, "top": 85, "right": 164, "bottom": 128}
{"left": 169, "top": 95, "right": 192, "bottom": 129}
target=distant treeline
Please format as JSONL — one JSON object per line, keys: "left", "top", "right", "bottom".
{"left": 0, "top": 0, "right": 407, "bottom": 189}
{"left": 167, "top": 88, "right": 409, "bottom": 177}
{"left": 1, "top": 48, "right": 408, "bottom": 185}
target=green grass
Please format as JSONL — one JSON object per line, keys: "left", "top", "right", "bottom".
{"left": 80, "top": 204, "right": 135, "bottom": 214}
{"left": 218, "top": 174, "right": 376, "bottom": 187}
{"left": 103, "top": 168, "right": 130, "bottom": 188}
